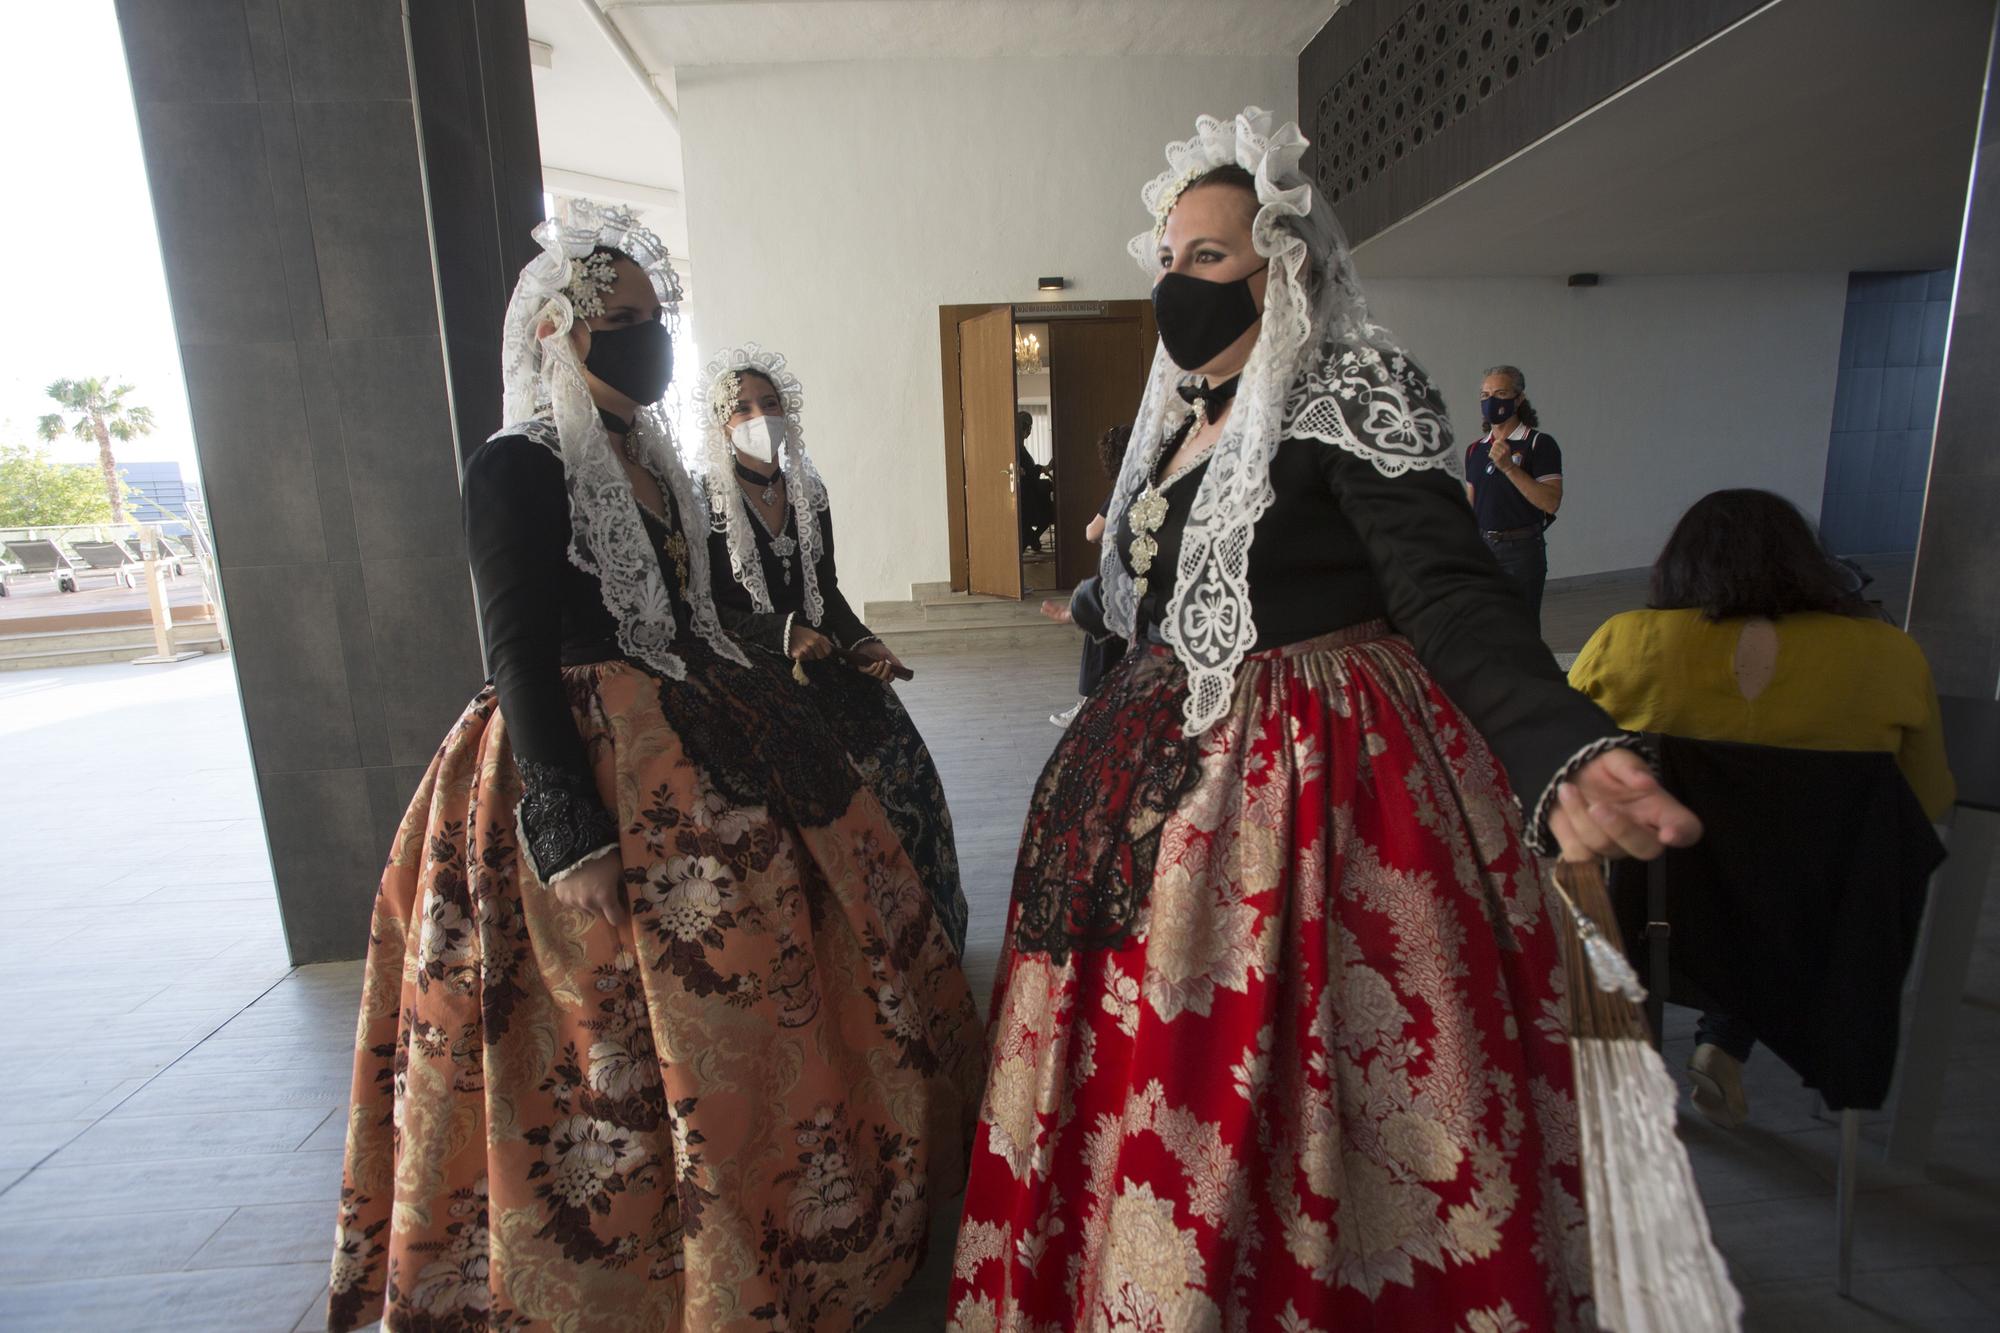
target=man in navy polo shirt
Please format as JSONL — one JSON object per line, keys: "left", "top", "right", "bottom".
{"left": 1465, "top": 363, "right": 1564, "bottom": 629}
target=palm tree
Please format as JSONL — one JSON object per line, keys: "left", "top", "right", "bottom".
{"left": 36, "top": 377, "right": 156, "bottom": 523}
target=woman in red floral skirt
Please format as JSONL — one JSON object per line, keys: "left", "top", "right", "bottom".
{"left": 947, "top": 109, "right": 1703, "bottom": 1332}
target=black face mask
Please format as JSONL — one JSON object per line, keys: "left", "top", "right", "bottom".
{"left": 584, "top": 319, "right": 672, "bottom": 405}
{"left": 1152, "top": 267, "right": 1266, "bottom": 371}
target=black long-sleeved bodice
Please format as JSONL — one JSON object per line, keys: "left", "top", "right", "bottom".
{"left": 705, "top": 487, "right": 871, "bottom": 654}
{"left": 1087, "top": 374, "right": 1621, "bottom": 819}
{"left": 462, "top": 429, "right": 702, "bottom": 879}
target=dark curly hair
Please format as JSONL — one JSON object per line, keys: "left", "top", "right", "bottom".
{"left": 1097, "top": 423, "right": 1133, "bottom": 481}
{"left": 1649, "top": 489, "right": 1868, "bottom": 620}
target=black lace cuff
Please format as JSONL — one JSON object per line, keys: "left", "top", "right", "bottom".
{"left": 516, "top": 758, "right": 619, "bottom": 882}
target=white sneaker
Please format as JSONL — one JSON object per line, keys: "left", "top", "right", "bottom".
{"left": 1688, "top": 1043, "right": 1749, "bottom": 1128}
{"left": 1050, "top": 700, "right": 1082, "bottom": 728}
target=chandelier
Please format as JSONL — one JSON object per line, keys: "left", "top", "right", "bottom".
{"left": 1014, "top": 330, "right": 1045, "bottom": 371}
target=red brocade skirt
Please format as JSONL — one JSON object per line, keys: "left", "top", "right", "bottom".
{"left": 949, "top": 625, "right": 1594, "bottom": 1332}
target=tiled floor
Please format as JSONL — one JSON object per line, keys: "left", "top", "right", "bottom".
{"left": 1, "top": 563, "right": 1990, "bottom": 1331}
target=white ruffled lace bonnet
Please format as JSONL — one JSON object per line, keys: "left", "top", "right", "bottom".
{"left": 1099, "top": 106, "right": 1461, "bottom": 736}
{"left": 696, "top": 344, "right": 832, "bottom": 625}
{"left": 495, "top": 200, "right": 745, "bottom": 679}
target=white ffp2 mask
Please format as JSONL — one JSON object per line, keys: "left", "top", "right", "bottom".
{"left": 729, "top": 414, "right": 788, "bottom": 465}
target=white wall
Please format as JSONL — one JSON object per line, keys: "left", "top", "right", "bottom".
{"left": 1361, "top": 272, "right": 1849, "bottom": 579}
{"left": 679, "top": 56, "right": 1296, "bottom": 604}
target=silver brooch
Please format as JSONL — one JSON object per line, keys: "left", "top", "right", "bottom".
{"left": 565, "top": 252, "right": 618, "bottom": 318}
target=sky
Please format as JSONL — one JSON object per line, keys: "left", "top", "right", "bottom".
{"left": 0, "top": 2, "right": 200, "bottom": 477}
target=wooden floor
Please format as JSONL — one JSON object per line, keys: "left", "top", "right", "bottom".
{"left": 0, "top": 563, "right": 1989, "bottom": 1331}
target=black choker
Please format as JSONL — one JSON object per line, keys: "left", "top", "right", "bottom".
{"left": 734, "top": 460, "right": 779, "bottom": 487}
{"left": 598, "top": 407, "right": 633, "bottom": 436}
{"left": 1176, "top": 374, "right": 1242, "bottom": 416}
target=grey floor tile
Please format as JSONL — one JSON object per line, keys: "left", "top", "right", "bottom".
{"left": 188, "top": 1200, "right": 335, "bottom": 1270}
{"left": 103, "top": 1066, "right": 354, "bottom": 1118}
{"left": 0, "top": 1207, "right": 233, "bottom": 1281}
{"left": 1741, "top": 1265, "right": 1996, "bottom": 1331}
{"left": 1943, "top": 1262, "right": 2000, "bottom": 1312}
{"left": 297, "top": 1107, "right": 346, "bottom": 1154}
{"left": 0, "top": 1150, "right": 343, "bottom": 1222}
{"left": 50, "top": 1107, "right": 333, "bottom": 1165}
{"left": 0, "top": 1261, "right": 327, "bottom": 1333}
{"left": 292, "top": 1285, "right": 332, "bottom": 1332}
{"left": 0, "top": 1121, "right": 89, "bottom": 1170}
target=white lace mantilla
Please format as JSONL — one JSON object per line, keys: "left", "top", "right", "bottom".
{"left": 697, "top": 344, "right": 830, "bottom": 628}
{"left": 1100, "top": 107, "right": 1452, "bottom": 737}
{"left": 493, "top": 203, "right": 744, "bottom": 680}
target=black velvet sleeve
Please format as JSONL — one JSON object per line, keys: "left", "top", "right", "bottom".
{"left": 815, "top": 508, "right": 873, "bottom": 649}
{"left": 1316, "top": 354, "right": 1624, "bottom": 827}
{"left": 462, "top": 435, "right": 618, "bottom": 881}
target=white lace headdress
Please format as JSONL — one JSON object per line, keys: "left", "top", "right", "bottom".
{"left": 495, "top": 200, "right": 745, "bottom": 679}
{"left": 695, "top": 344, "right": 832, "bottom": 624}
{"left": 1100, "top": 106, "right": 1460, "bottom": 735}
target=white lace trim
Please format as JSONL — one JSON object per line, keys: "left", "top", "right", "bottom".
{"left": 697, "top": 344, "right": 829, "bottom": 628}
{"left": 1103, "top": 107, "right": 1433, "bottom": 737}
{"left": 494, "top": 202, "right": 745, "bottom": 681}
{"left": 1286, "top": 338, "right": 1463, "bottom": 481}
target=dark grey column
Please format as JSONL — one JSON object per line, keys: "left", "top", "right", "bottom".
{"left": 116, "top": 0, "right": 543, "bottom": 962}
{"left": 1909, "top": 3, "right": 2000, "bottom": 700}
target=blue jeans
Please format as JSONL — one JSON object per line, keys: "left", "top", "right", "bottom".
{"left": 1484, "top": 532, "right": 1547, "bottom": 630}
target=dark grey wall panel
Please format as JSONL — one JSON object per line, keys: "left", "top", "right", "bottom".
{"left": 277, "top": 0, "right": 411, "bottom": 104}
{"left": 1820, "top": 270, "right": 1951, "bottom": 556}
{"left": 178, "top": 341, "right": 326, "bottom": 567}
{"left": 1300, "top": 0, "right": 1769, "bottom": 244}
{"left": 117, "top": 0, "right": 256, "bottom": 103}
{"left": 1909, "top": 4, "right": 2000, "bottom": 699}
{"left": 136, "top": 102, "right": 292, "bottom": 346}
{"left": 294, "top": 100, "right": 440, "bottom": 340}
{"left": 223, "top": 564, "right": 360, "bottom": 774}
{"left": 407, "top": 0, "right": 548, "bottom": 454}
{"left": 257, "top": 768, "right": 381, "bottom": 966}
{"left": 117, "top": 0, "right": 541, "bottom": 963}
{"left": 361, "top": 556, "right": 487, "bottom": 768}
{"left": 329, "top": 336, "right": 462, "bottom": 560}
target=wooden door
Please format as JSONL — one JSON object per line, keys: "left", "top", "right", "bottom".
{"left": 1049, "top": 313, "right": 1157, "bottom": 588}
{"left": 958, "top": 305, "right": 1021, "bottom": 598}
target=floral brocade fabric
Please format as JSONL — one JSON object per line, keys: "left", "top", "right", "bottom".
{"left": 950, "top": 631, "right": 1593, "bottom": 1332}
{"left": 791, "top": 655, "right": 969, "bottom": 957}
{"left": 330, "top": 662, "right": 985, "bottom": 1333}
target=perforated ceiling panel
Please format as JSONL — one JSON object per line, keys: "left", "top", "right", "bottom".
{"left": 1313, "top": 0, "right": 1623, "bottom": 208}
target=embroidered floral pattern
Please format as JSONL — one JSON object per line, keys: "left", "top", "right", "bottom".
{"left": 329, "top": 660, "right": 985, "bottom": 1331}
{"left": 954, "top": 632, "right": 1591, "bottom": 1329}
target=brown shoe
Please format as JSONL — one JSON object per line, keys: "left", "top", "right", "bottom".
{"left": 1688, "top": 1043, "right": 1748, "bottom": 1128}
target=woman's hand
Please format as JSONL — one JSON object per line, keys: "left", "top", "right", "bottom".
{"left": 1085, "top": 514, "right": 1107, "bottom": 544}
{"left": 550, "top": 852, "right": 628, "bottom": 927}
{"left": 853, "top": 638, "right": 903, "bottom": 682}
{"left": 1039, "top": 598, "right": 1074, "bottom": 625}
{"left": 789, "top": 624, "right": 835, "bottom": 662}
{"left": 1549, "top": 747, "right": 1704, "bottom": 862}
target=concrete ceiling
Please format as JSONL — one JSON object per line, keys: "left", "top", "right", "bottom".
{"left": 524, "top": 0, "right": 688, "bottom": 261}
{"left": 602, "top": 0, "right": 1335, "bottom": 62}
{"left": 1354, "top": 0, "right": 1992, "bottom": 278}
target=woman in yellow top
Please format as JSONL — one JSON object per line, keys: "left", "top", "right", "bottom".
{"left": 1570, "top": 488, "right": 1953, "bottom": 1126}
